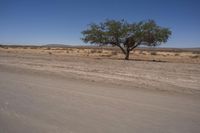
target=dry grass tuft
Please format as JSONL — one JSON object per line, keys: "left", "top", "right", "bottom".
{"left": 151, "top": 52, "right": 157, "bottom": 55}
{"left": 111, "top": 51, "right": 118, "bottom": 55}
{"left": 190, "top": 55, "right": 199, "bottom": 58}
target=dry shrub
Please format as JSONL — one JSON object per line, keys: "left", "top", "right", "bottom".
{"left": 174, "top": 53, "right": 179, "bottom": 56}
{"left": 192, "top": 51, "right": 200, "bottom": 54}
{"left": 101, "top": 54, "right": 112, "bottom": 57}
{"left": 190, "top": 55, "right": 199, "bottom": 58}
{"left": 90, "top": 49, "right": 97, "bottom": 53}
{"left": 46, "top": 47, "right": 51, "bottom": 50}
{"left": 111, "top": 51, "right": 118, "bottom": 55}
{"left": 151, "top": 52, "right": 157, "bottom": 55}
{"left": 96, "top": 50, "right": 102, "bottom": 53}
{"left": 30, "top": 47, "right": 37, "bottom": 49}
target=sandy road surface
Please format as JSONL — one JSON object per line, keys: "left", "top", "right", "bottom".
{"left": 0, "top": 65, "right": 200, "bottom": 133}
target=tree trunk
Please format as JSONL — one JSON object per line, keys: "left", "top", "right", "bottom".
{"left": 125, "top": 50, "right": 130, "bottom": 60}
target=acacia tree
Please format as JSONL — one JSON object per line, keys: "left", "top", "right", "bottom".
{"left": 81, "top": 19, "right": 171, "bottom": 60}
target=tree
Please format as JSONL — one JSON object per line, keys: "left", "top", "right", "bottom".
{"left": 81, "top": 19, "right": 172, "bottom": 60}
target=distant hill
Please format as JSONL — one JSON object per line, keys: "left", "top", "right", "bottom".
{"left": 43, "top": 44, "right": 72, "bottom": 47}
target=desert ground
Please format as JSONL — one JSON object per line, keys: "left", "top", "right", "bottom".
{"left": 0, "top": 46, "right": 200, "bottom": 133}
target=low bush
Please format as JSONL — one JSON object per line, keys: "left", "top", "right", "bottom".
{"left": 151, "top": 52, "right": 157, "bottom": 55}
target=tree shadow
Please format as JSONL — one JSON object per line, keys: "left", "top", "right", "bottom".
{"left": 94, "top": 57, "right": 168, "bottom": 63}
{"left": 129, "top": 58, "right": 167, "bottom": 63}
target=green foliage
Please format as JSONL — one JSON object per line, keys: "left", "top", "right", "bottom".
{"left": 81, "top": 19, "right": 172, "bottom": 59}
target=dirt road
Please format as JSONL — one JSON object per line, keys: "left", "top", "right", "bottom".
{"left": 0, "top": 64, "right": 200, "bottom": 133}
{"left": 0, "top": 50, "right": 200, "bottom": 133}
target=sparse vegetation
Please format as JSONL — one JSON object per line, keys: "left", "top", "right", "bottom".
{"left": 96, "top": 50, "right": 102, "bottom": 53}
{"left": 192, "top": 51, "right": 200, "bottom": 54}
{"left": 151, "top": 52, "right": 157, "bottom": 55}
{"left": 190, "top": 55, "right": 199, "bottom": 58}
{"left": 90, "top": 49, "right": 97, "bottom": 53}
{"left": 0, "top": 45, "right": 199, "bottom": 63}
{"left": 30, "top": 47, "right": 37, "bottom": 49}
{"left": 46, "top": 47, "right": 51, "bottom": 50}
{"left": 111, "top": 51, "right": 118, "bottom": 55}
{"left": 101, "top": 54, "right": 112, "bottom": 57}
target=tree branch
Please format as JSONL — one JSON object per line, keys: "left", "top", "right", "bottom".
{"left": 129, "top": 41, "right": 142, "bottom": 51}
{"left": 105, "top": 40, "right": 126, "bottom": 55}
{"left": 116, "top": 44, "right": 126, "bottom": 54}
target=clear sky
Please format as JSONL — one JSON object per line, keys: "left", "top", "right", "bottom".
{"left": 0, "top": 0, "right": 200, "bottom": 47}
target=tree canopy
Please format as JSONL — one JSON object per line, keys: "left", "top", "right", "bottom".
{"left": 82, "top": 19, "right": 172, "bottom": 60}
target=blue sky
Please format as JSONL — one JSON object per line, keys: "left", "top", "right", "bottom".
{"left": 0, "top": 0, "right": 200, "bottom": 47}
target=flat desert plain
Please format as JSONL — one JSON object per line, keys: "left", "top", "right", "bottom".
{"left": 0, "top": 46, "right": 200, "bottom": 133}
